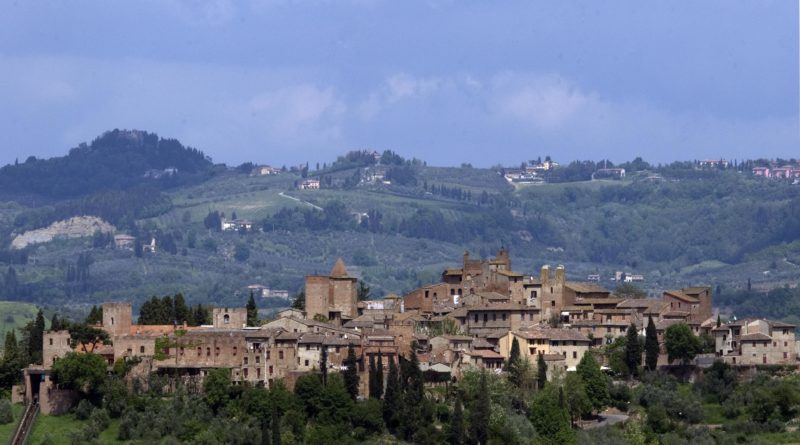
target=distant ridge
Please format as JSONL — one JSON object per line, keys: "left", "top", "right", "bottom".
{"left": 0, "top": 129, "right": 214, "bottom": 200}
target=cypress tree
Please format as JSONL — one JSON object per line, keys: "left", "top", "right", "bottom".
{"left": 645, "top": 315, "right": 659, "bottom": 371}
{"left": 447, "top": 393, "right": 465, "bottom": 445}
{"left": 174, "top": 293, "right": 189, "bottom": 325}
{"left": 508, "top": 337, "right": 522, "bottom": 387}
{"left": 342, "top": 343, "right": 359, "bottom": 400}
{"left": 375, "top": 353, "right": 383, "bottom": 400}
{"left": 537, "top": 353, "right": 548, "bottom": 389}
{"left": 369, "top": 354, "right": 378, "bottom": 399}
{"left": 50, "top": 313, "right": 62, "bottom": 331}
{"left": 319, "top": 345, "right": 328, "bottom": 385}
{"left": 470, "top": 371, "right": 490, "bottom": 445}
{"left": 30, "top": 310, "right": 45, "bottom": 364}
{"left": 246, "top": 292, "right": 258, "bottom": 327}
{"left": 624, "top": 323, "right": 641, "bottom": 378}
{"left": 383, "top": 356, "right": 399, "bottom": 430}
{"left": 716, "top": 314, "right": 721, "bottom": 328}
{"left": 271, "top": 405, "right": 281, "bottom": 445}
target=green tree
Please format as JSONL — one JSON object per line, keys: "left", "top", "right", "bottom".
{"left": 368, "top": 354, "right": 377, "bottom": 398}
{"left": 0, "top": 399, "right": 12, "bottom": 424}
{"left": 234, "top": 243, "right": 250, "bottom": 262}
{"left": 563, "top": 373, "right": 591, "bottom": 427}
{"left": 644, "top": 315, "right": 659, "bottom": 371}
{"left": 86, "top": 305, "right": 103, "bottom": 325}
{"left": 529, "top": 384, "right": 575, "bottom": 445}
{"left": 67, "top": 323, "right": 111, "bottom": 353}
{"left": 447, "top": 393, "right": 465, "bottom": 445}
{"left": 357, "top": 281, "right": 371, "bottom": 301}
{"left": 294, "top": 373, "right": 324, "bottom": 419}
{"left": 204, "top": 368, "right": 231, "bottom": 413}
{"left": 51, "top": 352, "right": 107, "bottom": 396}
{"left": 50, "top": 313, "right": 65, "bottom": 331}
{"left": 29, "top": 309, "right": 45, "bottom": 364}
{"left": 507, "top": 337, "right": 523, "bottom": 387}
{"left": 374, "top": 353, "right": 383, "bottom": 400}
{"left": 246, "top": 292, "right": 258, "bottom": 327}
{"left": 664, "top": 323, "right": 701, "bottom": 365}
{"left": 291, "top": 290, "right": 305, "bottom": 310}
{"left": 320, "top": 345, "right": 328, "bottom": 385}
{"left": 383, "top": 357, "right": 399, "bottom": 431}
{"left": 342, "top": 344, "right": 360, "bottom": 400}
{"left": 469, "top": 371, "right": 490, "bottom": 445}
{"left": 624, "top": 324, "right": 641, "bottom": 378}
{"left": 576, "top": 352, "right": 609, "bottom": 413}
{"left": 537, "top": 353, "right": 548, "bottom": 389}
{"left": 615, "top": 282, "right": 647, "bottom": 299}
{"left": 271, "top": 404, "right": 281, "bottom": 445}
{"left": 173, "top": 293, "right": 189, "bottom": 325}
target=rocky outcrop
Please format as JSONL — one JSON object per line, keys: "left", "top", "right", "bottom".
{"left": 11, "top": 216, "right": 115, "bottom": 249}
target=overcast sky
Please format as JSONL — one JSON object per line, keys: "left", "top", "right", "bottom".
{"left": 0, "top": 0, "right": 797, "bottom": 167}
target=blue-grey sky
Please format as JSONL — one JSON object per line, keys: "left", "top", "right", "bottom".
{"left": 0, "top": 0, "right": 797, "bottom": 167}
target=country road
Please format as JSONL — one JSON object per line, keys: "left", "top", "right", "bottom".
{"left": 279, "top": 192, "right": 323, "bottom": 211}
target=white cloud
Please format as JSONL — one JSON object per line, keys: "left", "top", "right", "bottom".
{"left": 249, "top": 85, "right": 345, "bottom": 137}
{"left": 491, "top": 74, "right": 594, "bottom": 130}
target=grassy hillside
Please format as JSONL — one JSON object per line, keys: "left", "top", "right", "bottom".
{"left": 0, "top": 301, "right": 40, "bottom": 348}
{"left": 28, "top": 413, "right": 125, "bottom": 445}
{"left": 0, "top": 152, "right": 799, "bottom": 320}
{"left": 0, "top": 403, "right": 23, "bottom": 444}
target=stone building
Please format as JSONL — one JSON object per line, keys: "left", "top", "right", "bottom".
{"left": 712, "top": 318, "right": 797, "bottom": 366}
{"left": 499, "top": 327, "right": 591, "bottom": 370}
{"left": 304, "top": 258, "right": 358, "bottom": 324}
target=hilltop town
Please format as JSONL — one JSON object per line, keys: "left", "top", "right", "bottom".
{"left": 5, "top": 249, "right": 795, "bottom": 441}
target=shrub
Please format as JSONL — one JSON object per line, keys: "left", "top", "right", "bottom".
{"left": 0, "top": 399, "right": 13, "bottom": 424}
{"left": 74, "top": 399, "right": 94, "bottom": 420}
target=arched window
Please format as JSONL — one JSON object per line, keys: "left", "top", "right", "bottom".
{"left": 111, "top": 317, "right": 115, "bottom": 325}
{"left": 223, "top": 314, "right": 230, "bottom": 324}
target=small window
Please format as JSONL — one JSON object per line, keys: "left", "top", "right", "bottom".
{"left": 269, "top": 365, "right": 273, "bottom": 374}
{"left": 111, "top": 317, "right": 115, "bottom": 325}
{"left": 233, "top": 347, "right": 237, "bottom": 356}
{"left": 279, "top": 350, "right": 284, "bottom": 360}
{"left": 256, "top": 356, "right": 260, "bottom": 364}
{"left": 49, "top": 338, "right": 53, "bottom": 346}
{"left": 266, "top": 351, "right": 271, "bottom": 359}
{"left": 573, "top": 351, "right": 577, "bottom": 359}
{"left": 257, "top": 368, "right": 261, "bottom": 378}
{"left": 305, "top": 360, "right": 309, "bottom": 366}
{"left": 140, "top": 346, "right": 145, "bottom": 354}
{"left": 207, "top": 347, "right": 211, "bottom": 356}
{"left": 244, "top": 357, "right": 249, "bottom": 365}
{"left": 223, "top": 314, "right": 230, "bottom": 324}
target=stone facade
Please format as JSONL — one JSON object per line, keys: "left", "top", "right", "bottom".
{"left": 713, "top": 319, "right": 797, "bottom": 366}
{"left": 212, "top": 307, "right": 247, "bottom": 328}
{"left": 304, "top": 258, "right": 358, "bottom": 324}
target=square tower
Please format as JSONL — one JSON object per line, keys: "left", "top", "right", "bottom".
{"left": 102, "top": 302, "right": 132, "bottom": 337}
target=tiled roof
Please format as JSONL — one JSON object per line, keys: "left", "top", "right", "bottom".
{"left": 496, "top": 270, "right": 524, "bottom": 278}
{"left": 739, "top": 333, "right": 772, "bottom": 341}
{"left": 513, "top": 328, "right": 590, "bottom": 342}
{"left": 565, "top": 282, "right": 611, "bottom": 294}
{"left": 574, "top": 298, "right": 624, "bottom": 305}
{"left": 330, "top": 258, "right": 352, "bottom": 279}
{"left": 663, "top": 290, "right": 700, "bottom": 304}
